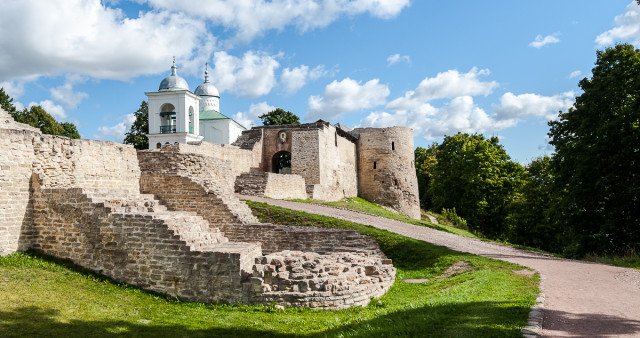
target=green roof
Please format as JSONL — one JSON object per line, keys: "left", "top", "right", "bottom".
{"left": 199, "top": 110, "right": 247, "bottom": 129}
{"left": 199, "top": 110, "right": 229, "bottom": 121}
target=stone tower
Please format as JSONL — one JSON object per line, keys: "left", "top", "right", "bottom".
{"left": 352, "top": 127, "right": 421, "bottom": 219}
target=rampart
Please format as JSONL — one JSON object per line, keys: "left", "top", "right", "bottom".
{"left": 0, "top": 108, "right": 395, "bottom": 309}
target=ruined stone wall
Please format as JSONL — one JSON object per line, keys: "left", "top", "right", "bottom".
{"left": 218, "top": 222, "right": 381, "bottom": 255}
{"left": 166, "top": 142, "right": 255, "bottom": 180}
{"left": 291, "top": 129, "right": 321, "bottom": 184}
{"left": 313, "top": 124, "right": 358, "bottom": 201}
{"left": 30, "top": 187, "right": 261, "bottom": 304}
{"left": 263, "top": 173, "right": 307, "bottom": 200}
{"left": 0, "top": 129, "right": 37, "bottom": 254}
{"left": 353, "top": 127, "right": 421, "bottom": 219}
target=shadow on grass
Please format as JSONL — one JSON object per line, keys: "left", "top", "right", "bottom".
{"left": 0, "top": 301, "right": 534, "bottom": 338}
{"left": 0, "top": 306, "right": 293, "bottom": 338}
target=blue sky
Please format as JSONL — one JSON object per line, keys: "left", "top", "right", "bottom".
{"left": 1, "top": 0, "right": 638, "bottom": 163}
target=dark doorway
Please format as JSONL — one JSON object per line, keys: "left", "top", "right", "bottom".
{"left": 272, "top": 151, "right": 291, "bottom": 174}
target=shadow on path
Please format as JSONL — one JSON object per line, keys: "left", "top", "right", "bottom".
{"left": 541, "top": 309, "right": 640, "bottom": 337}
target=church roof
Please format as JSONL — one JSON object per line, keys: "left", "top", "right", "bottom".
{"left": 200, "top": 110, "right": 247, "bottom": 130}
{"left": 194, "top": 63, "right": 219, "bottom": 97}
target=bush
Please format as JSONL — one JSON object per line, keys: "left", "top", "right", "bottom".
{"left": 438, "top": 208, "right": 469, "bottom": 231}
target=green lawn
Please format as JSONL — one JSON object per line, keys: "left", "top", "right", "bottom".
{"left": 0, "top": 202, "right": 539, "bottom": 337}
{"left": 289, "top": 197, "right": 478, "bottom": 238}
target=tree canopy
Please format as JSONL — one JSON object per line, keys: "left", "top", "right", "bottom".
{"left": 259, "top": 108, "right": 300, "bottom": 126}
{"left": 123, "top": 101, "right": 149, "bottom": 150}
{"left": 1, "top": 88, "right": 80, "bottom": 139}
{"left": 429, "top": 133, "right": 523, "bottom": 237}
{"left": 548, "top": 43, "right": 640, "bottom": 256}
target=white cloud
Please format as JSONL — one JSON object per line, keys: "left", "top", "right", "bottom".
{"left": 0, "top": 0, "right": 213, "bottom": 82}
{"left": 50, "top": 74, "right": 88, "bottom": 110}
{"left": 596, "top": 2, "right": 640, "bottom": 47}
{"left": 209, "top": 51, "right": 281, "bottom": 98}
{"left": 386, "top": 68, "right": 498, "bottom": 114}
{"left": 387, "top": 53, "right": 410, "bottom": 66}
{"left": 232, "top": 101, "right": 276, "bottom": 128}
{"left": 281, "top": 65, "right": 326, "bottom": 95}
{"left": 493, "top": 91, "right": 575, "bottom": 123}
{"left": 28, "top": 100, "right": 66, "bottom": 119}
{"left": 529, "top": 33, "right": 560, "bottom": 48}
{"left": 307, "top": 78, "right": 389, "bottom": 121}
{"left": 139, "top": 0, "right": 410, "bottom": 43}
{"left": 0, "top": 81, "right": 25, "bottom": 98}
{"left": 568, "top": 70, "right": 583, "bottom": 79}
{"left": 94, "top": 113, "right": 136, "bottom": 142}
{"left": 360, "top": 69, "right": 574, "bottom": 140}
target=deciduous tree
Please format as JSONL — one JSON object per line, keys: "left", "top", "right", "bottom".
{"left": 548, "top": 43, "right": 640, "bottom": 256}
{"left": 259, "top": 108, "right": 300, "bottom": 126}
{"left": 124, "top": 101, "right": 149, "bottom": 150}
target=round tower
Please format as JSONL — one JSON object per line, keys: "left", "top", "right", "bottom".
{"left": 353, "top": 127, "right": 420, "bottom": 219}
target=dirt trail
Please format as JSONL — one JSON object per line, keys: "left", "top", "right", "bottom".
{"left": 240, "top": 195, "right": 640, "bottom": 337}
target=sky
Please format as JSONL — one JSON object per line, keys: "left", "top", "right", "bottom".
{"left": 1, "top": 0, "right": 639, "bottom": 163}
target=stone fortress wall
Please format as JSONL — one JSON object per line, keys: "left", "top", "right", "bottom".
{"left": 352, "top": 127, "right": 421, "bottom": 219}
{"left": 0, "top": 109, "right": 395, "bottom": 308}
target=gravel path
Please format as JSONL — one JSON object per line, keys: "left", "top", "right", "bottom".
{"left": 239, "top": 195, "right": 640, "bottom": 337}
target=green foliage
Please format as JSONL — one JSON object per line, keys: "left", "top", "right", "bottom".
{"left": 11, "top": 105, "right": 80, "bottom": 139}
{"left": 414, "top": 144, "right": 438, "bottom": 209}
{"left": 430, "top": 133, "right": 524, "bottom": 238}
{"left": 0, "top": 205, "right": 539, "bottom": 337}
{"left": 0, "top": 87, "right": 17, "bottom": 114}
{"left": 439, "top": 208, "right": 469, "bottom": 231}
{"left": 258, "top": 108, "right": 300, "bottom": 126}
{"left": 548, "top": 43, "right": 640, "bottom": 256}
{"left": 507, "top": 156, "right": 562, "bottom": 252}
{"left": 123, "top": 101, "right": 149, "bottom": 150}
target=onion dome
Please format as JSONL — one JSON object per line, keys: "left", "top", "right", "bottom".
{"left": 159, "top": 57, "right": 189, "bottom": 91}
{"left": 194, "top": 63, "right": 220, "bottom": 97}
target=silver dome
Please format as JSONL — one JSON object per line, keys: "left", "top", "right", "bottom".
{"left": 194, "top": 82, "right": 219, "bottom": 97}
{"left": 158, "top": 59, "right": 189, "bottom": 91}
{"left": 194, "top": 66, "right": 219, "bottom": 97}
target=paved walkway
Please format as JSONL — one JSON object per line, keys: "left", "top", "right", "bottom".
{"left": 239, "top": 195, "right": 640, "bottom": 337}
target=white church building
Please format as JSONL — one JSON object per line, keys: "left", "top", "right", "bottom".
{"left": 146, "top": 59, "right": 246, "bottom": 148}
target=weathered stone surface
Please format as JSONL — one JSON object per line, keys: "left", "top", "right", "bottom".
{"left": 0, "top": 108, "right": 397, "bottom": 308}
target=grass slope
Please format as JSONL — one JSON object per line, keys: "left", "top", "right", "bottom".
{"left": 0, "top": 202, "right": 539, "bottom": 337}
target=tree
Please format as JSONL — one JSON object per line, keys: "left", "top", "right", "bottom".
{"left": 124, "top": 101, "right": 149, "bottom": 150}
{"left": 0, "top": 87, "right": 17, "bottom": 114}
{"left": 11, "top": 105, "right": 80, "bottom": 139}
{"left": 548, "top": 43, "right": 640, "bottom": 256}
{"left": 507, "top": 156, "right": 561, "bottom": 252}
{"left": 430, "top": 133, "right": 524, "bottom": 237}
{"left": 414, "top": 144, "right": 438, "bottom": 209}
{"left": 259, "top": 108, "right": 300, "bottom": 126}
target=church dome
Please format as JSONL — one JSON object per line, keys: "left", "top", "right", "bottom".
{"left": 159, "top": 58, "right": 189, "bottom": 92}
{"left": 194, "top": 65, "right": 219, "bottom": 97}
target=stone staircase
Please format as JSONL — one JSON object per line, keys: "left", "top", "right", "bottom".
{"left": 83, "top": 188, "right": 229, "bottom": 251}
{"left": 234, "top": 168, "right": 269, "bottom": 196}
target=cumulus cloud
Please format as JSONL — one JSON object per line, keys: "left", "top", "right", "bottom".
{"left": 307, "top": 78, "right": 389, "bottom": 121}
{"left": 529, "top": 33, "right": 560, "bottom": 48}
{"left": 232, "top": 101, "right": 276, "bottom": 128}
{"left": 0, "top": 0, "right": 213, "bottom": 82}
{"left": 386, "top": 68, "right": 498, "bottom": 114}
{"left": 281, "top": 65, "right": 327, "bottom": 94}
{"left": 493, "top": 91, "right": 575, "bottom": 123}
{"left": 0, "top": 80, "right": 25, "bottom": 98}
{"left": 568, "top": 70, "right": 583, "bottom": 79}
{"left": 596, "top": 2, "right": 640, "bottom": 47}
{"left": 50, "top": 74, "right": 88, "bottom": 110}
{"left": 28, "top": 100, "right": 67, "bottom": 119}
{"left": 138, "top": 0, "right": 410, "bottom": 42}
{"left": 360, "top": 69, "right": 575, "bottom": 140}
{"left": 387, "top": 53, "right": 410, "bottom": 66}
{"left": 94, "top": 113, "right": 137, "bottom": 142}
{"left": 209, "top": 51, "right": 281, "bottom": 98}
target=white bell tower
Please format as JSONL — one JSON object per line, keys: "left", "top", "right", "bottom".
{"left": 146, "top": 58, "right": 203, "bottom": 149}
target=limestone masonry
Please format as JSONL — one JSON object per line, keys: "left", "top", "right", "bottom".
{"left": 0, "top": 108, "right": 403, "bottom": 308}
